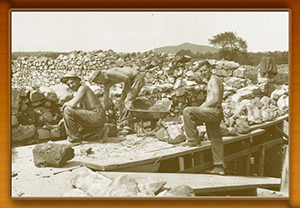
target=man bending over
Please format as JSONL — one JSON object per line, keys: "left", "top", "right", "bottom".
{"left": 90, "top": 67, "right": 145, "bottom": 134}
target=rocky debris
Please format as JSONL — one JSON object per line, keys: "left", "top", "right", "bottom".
{"left": 32, "top": 142, "right": 75, "bottom": 167}
{"left": 68, "top": 171, "right": 194, "bottom": 197}
{"left": 11, "top": 50, "right": 288, "bottom": 146}
{"left": 235, "top": 118, "right": 250, "bottom": 134}
{"left": 107, "top": 174, "right": 140, "bottom": 197}
{"left": 156, "top": 123, "right": 186, "bottom": 144}
{"left": 277, "top": 95, "right": 289, "bottom": 111}
{"left": 49, "top": 84, "right": 73, "bottom": 105}
{"left": 71, "top": 171, "right": 112, "bottom": 197}
{"left": 138, "top": 177, "right": 166, "bottom": 195}
{"left": 11, "top": 124, "right": 36, "bottom": 142}
{"left": 160, "top": 185, "right": 195, "bottom": 197}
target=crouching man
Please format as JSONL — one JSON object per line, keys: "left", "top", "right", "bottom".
{"left": 61, "top": 71, "right": 106, "bottom": 143}
{"left": 182, "top": 62, "right": 225, "bottom": 175}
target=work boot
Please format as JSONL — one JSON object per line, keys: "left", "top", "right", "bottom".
{"left": 205, "top": 166, "right": 225, "bottom": 175}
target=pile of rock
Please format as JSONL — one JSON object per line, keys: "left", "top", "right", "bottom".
{"left": 63, "top": 167, "right": 195, "bottom": 197}
{"left": 11, "top": 50, "right": 289, "bottom": 144}
{"left": 11, "top": 85, "right": 71, "bottom": 144}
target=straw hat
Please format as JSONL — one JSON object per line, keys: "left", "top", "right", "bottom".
{"left": 61, "top": 71, "right": 81, "bottom": 84}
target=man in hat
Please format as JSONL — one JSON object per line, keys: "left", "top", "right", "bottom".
{"left": 61, "top": 71, "right": 106, "bottom": 143}
{"left": 90, "top": 67, "right": 145, "bottom": 134}
{"left": 182, "top": 62, "right": 225, "bottom": 175}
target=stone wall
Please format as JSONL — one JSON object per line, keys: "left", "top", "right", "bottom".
{"left": 11, "top": 50, "right": 289, "bottom": 145}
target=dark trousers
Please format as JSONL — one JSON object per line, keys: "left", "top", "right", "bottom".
{"left": 119, "top": 72, "right": 145, "bottom": 129}
{"left": 63, "top": 106, "right": 106, "bottom": 142}
{"left": 183, "top": 106, "right": 224, "bottom": 166}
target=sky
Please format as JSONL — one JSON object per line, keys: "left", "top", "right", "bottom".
{"left": 11, "top": 11, "right": 289, "bottom": 53}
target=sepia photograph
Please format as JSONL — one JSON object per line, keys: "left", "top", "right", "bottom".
{"left": 10, "top": 10, "right": 289, "bottom": 198}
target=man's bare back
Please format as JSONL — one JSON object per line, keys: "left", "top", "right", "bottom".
{"left": 104, "top": 67, "right": 138, "bottom": 88}
{"left": 64, "top": 83, "right": 102, "bottom": 110}
{"left": 78, "top": 84, "right": 102, "bottom": 110}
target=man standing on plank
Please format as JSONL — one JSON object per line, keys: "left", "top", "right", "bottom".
{"left": 61, "top": 71, "right": 106, "bottom": 143}
{"left": 90, "top": 67, "right": 145, "bottom": 135}
{"left": 182, "top": 61, "right": 225, "bottom": 175}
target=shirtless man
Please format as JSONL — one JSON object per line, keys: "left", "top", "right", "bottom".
{"left": 182, "top": 61, "right": 225, "bottom": 175}
{"left": 61, "top": 71, "right": 106, "bottom": 143}
{"left": 90, "top": 67, "right": 145, "bottom": 133}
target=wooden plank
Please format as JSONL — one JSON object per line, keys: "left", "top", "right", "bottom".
{"left": 12, "top": 129, "right": 266, "bottom": 173}
{"left": 99, "top": 171, "right": 281, "bottom": 195}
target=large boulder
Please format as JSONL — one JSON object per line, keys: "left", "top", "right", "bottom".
{"left": 32, "top": 142, "right": 75, "bottom": 167}
{"left": 138, "top": 177, "right": 166, "bottom": 195}
{"left": 71, "top": 171, "right": 112, "bottom": 197}
{"left": 162, "top": 185, "right": 195, "bottom": 197}
{"left": 235, "top": 118, "right": 250, "bottom": 134}
{"left": 36, "top": 127, "right": 51, "bottom": 140}
{"left": 231, "top": 85, "right": 262, "bottom": 103}
{"left": 223, "top": 61, "right": 240, "bottom": 70}
{"left": 271, "top": 89, "right": 288, "bottom": 101}
{"left": 224, "top": 77, "right": 244, "bottom": 89}
{"left": 39, "top": 86, "right": 59, "bottom": 102}
{"left": 11, "top": 124, "right": 36, "bottom": 142}
{"left": 29, "top": 90, "right": 44, "bottom": 102}
{"left": 233, "top": 67, "right": 247, "bottom": 78}
{"left": 107, "top": 175, "right": 140, "bottom": 197}
{"left": 34, "top": 107, "right": 53, "bottom": 124}
{"left": 50, "top": 84, "right": 73, "bottom": 105}
{"left": 277, "top": 95, "right": 289, "bottom": 111}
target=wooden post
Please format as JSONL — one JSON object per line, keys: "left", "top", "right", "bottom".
{"left": 264, "top": 122, "right": 284, "bottom": 177}
{"left": 183, "top": 154, "right": 193, "bottom": 170}
{"left": 258, "top": 148, "right": 265, "bottom": 176}
{"left": 237, "top": 139, "right": 251, "bottom": 176}
{"left": 280, "top": 145, "right": 289, "bottom": 194}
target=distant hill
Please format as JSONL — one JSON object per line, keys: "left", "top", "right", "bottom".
{"left": 154, "top": 42, "right": 217, "bottom": 54}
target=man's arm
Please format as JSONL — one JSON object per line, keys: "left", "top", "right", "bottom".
{"left": 103, "top": 86, "right": 113, "bottom": 110}
{"left": 63, "top": 85, "right": 87, "bottom": 108}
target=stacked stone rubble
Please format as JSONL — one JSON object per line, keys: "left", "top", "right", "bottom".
{"left": 11, "top": 50, "right": 289, "bottom": 143}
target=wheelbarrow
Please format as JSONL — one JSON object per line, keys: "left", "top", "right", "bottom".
{"left": 127, "top": 98, "right": 173, "bottom": 137}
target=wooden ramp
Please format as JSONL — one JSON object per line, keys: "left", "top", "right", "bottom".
{"left": 100, "top": 171, "right": 281, "bottom": 196}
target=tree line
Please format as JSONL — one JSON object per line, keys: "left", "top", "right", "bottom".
{"left": 12, "top": 31, "right": 288, "bottom": 66}
{"left": 177, "top": 49, "right": 288, "bottom": 66}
